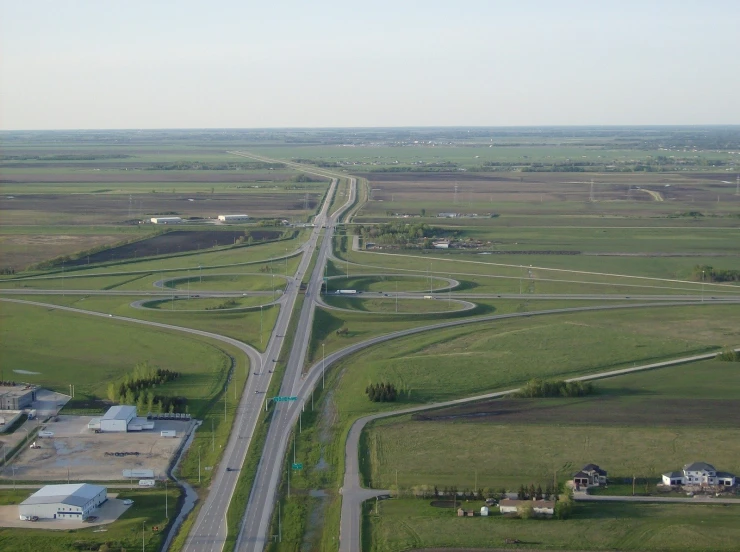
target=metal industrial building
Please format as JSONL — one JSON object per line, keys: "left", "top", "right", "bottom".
{"left": 0, "top": 384, "right": 36, "bottom": 410}
{"left": 99, "top": 405, "right": 137, "bottom": 432}
{"left": 218, "top": 214, "right": 249, "bottom": 222}
{"left": 19, "top": 483, "right": 107, "bottom": 521}
{"left": 150, "top": 216, "right": 182, "bottom": 224}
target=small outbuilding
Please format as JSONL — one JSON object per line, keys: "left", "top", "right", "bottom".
{"left": 100, "top": 405, "right": 137, "bottom": 432}
{"left": 19, "top": 483, "right": 107, "bottom": 521}
{"left": 150, "top": 216, "right": 182, "bottom": 224}
{"left": 218, "top": 214, "right": 249, "bottom": 222}
{"left": 499, "top": 499, "right": 555, "bottom": 516}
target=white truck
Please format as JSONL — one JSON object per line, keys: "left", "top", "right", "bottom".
{"left": 138, "top": 479, "right": 156, "bottom": 487}
{"left": 160, "top": 430, "right": 176, "bottom": 438}
{"left": 337, "top": 290, "right": 358, "bottom": 295}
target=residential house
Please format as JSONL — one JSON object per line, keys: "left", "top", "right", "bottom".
{"left": 573, "top": 464, "right": 608, "bottom": 488}
{"left": 661, "top": 462, "right": 736, "bottom": 488}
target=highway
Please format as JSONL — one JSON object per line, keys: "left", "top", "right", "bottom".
{"left": 233, "top": 169, "right": 357, "bottom": 549}
{"left": 180, "top": 176, "right": 341, "bottom": 552}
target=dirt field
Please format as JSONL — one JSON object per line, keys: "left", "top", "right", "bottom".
{"left": 411, "top": 397, "right": 740, "bottom": 427}
{"left": 356, "top": 171, "right": 739, "bottom": 214}
{"left": 1, "top": 192, "right": 320, "bottom": 225}
{"left": 63, "top": 229, "right": 281, "bottom": 266}
{"left": 0, "top": 234, "right": 125, "bottom": 272}
{"left": 0, "top": 169, "right": 298, "bottom": 183}
{"left": 0, "top": 494, "right": 130, "bottom": 529}
{"left": 2, "top": 416, "right": 191, "bottom": 481}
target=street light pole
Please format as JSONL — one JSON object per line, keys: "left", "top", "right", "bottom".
{"left": 165, "top": 478, "right": 168, "bottom": 519}
{"left": 260, "top": 305, "right": 263, "bottom": 346}
{"left": 322, "top": 343, "right": 325, "bottom": 389}
{"left": 702, "top": 270, "right": 705, "bottom": 302}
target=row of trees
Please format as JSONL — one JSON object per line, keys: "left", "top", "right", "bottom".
{"left": 717, "top": 350, "right": 740, "bottom": 362}
{"left": 356, "top": 222, "right": 454, "bottom": 246}
{"left": 516, "top": 378, "right": 595, "bottom": 398}
{"left": 691, "top": 265, "right": 740, "bottom": 283}
{"left": 517, "top": 482, "right": 558, "bottom": 501}
{"left": 106, "top": 363, "right": 186, "bottom": 413}
{"left": 366, "top": 382, "right": 398, "bottom": 402}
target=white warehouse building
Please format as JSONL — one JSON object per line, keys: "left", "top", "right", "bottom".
{"left": 150, "top": 216, "right": 182, "bottom": 224}
{"left": 218, "top": 214, "right": 249, "bottom": 222}
{"left": 100, "top": 405, "right": 137, "bottom": 432}
{"left": 19, "top": 483, "right": 107, "bottom": 521}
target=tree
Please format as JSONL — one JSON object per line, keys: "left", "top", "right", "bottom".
{"left": 518, "top": 485, "right": 527, "bottom": 499}
{"left": 420, "top": 208, "right": 426, "bottom": 217}
{"left": 517, "top": 502, "right": 534, "bottom": 520}
{"left": 536, "top": 484, "right": 543, "bottom": 500}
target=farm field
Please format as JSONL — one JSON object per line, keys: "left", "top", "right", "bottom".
{"left": 359, "top": 358, "right": 740, "bottom": 550}
{"left": 364, "top": 499, "right": 740, "bottom": 552}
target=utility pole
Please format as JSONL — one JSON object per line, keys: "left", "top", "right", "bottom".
{"left": 198, "top": 446, "right": 201, "bottom": 483}
{"left": 211, "top": 418, "right": 214, "bottom": 452}
{"left": 287, "top": 468, "right": 290, "bottom": 498}
{"left": 260, "top": 305, "right": 263, "bottom": 346}
{"left": 322, "top": 343, "right": 325, "bottom": 389}
{"left": 702, "top": 270, "right": 705, "bottom": 302}
{"left": 165, "top": 478, "right": 168, "bottom": 519}
{"left": 142, "top": 521, "right": 145, "bottom": 552}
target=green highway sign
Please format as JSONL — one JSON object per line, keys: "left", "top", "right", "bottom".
{"left": 273, "top": 396, "right": 298, "bottom": 402}
{"left": 292, "top": 463, "right": 303, "bottom": 470}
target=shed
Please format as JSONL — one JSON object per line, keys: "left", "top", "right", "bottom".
{"left": 480, "top": 506, "right": 489, "bottom": 516}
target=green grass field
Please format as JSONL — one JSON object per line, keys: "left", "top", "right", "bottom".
{"left": 0, "top": 301, "right": 238, "bottom": 415}
{"left": 322, "top": 296, "right": 468, "bottom": 314}
{"left": 364, "top": 499, "right": 740, "bottom": 552}
{"left": 2, "top": 295, "right": 280, "bottom": 351}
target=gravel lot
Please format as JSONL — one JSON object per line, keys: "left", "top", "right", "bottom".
{"left": 1, "top": 415, "right": 192, "bottom": 481}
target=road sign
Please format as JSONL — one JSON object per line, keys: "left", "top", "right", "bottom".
{"left": 273, "top": 396, "right": 298, "bottom": 402}
{"left": 292, "top": 463, "right": 303, "bottom": 470}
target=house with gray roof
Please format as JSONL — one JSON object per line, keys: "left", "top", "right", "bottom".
{"left": 573, "top": 463, "right": 608, "bottom": 488}
{"left": 661, "top": 462, "right": 736, "bottom": 488}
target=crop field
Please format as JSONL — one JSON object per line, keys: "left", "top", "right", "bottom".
{"left": 354, "top": 171, "right": 740, "bottom": 218}
{"left": 364, "top": 499, "right": 740, "bottom": 552}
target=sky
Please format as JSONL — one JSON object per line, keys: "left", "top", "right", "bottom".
{"left": 1, "top": 0, "right": 739, "bottom": 130}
